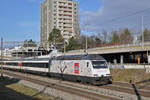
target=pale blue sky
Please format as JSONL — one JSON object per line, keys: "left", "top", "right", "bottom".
{"left": 0, "top": 0, "right": 101, "bottom": 41}
{"left": 1, "top": 0, "right": 149, "bottom": 42}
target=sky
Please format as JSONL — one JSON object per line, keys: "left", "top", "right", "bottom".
{"left": 0, "top": 0, "right": 101, "bottom": 41}
{"left": 80, "top": 0, "right": 150, "bottom": 36}
{"left": 0, "top": 0, "right": 150, "bottom": 42}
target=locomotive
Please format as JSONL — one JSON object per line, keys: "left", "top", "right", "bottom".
{"left": 2, "top": 54, "right": 112, "bottom": 85}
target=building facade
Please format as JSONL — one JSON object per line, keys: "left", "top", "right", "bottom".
{"left": 40, "top": 0, "right": 79, "bottom": 47}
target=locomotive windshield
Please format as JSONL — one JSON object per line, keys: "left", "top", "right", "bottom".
{"left": 92, "top": 61, "right": 107, "bottom": 69}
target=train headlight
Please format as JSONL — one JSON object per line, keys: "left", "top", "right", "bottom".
{"left": 106, "top": 74, "right": 110, "bottom": 76}
{"left": 94, "top": 74, "right": 98, "bottom": 77}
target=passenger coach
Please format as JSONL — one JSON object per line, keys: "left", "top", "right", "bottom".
{"left": 2, "top": 54, "right": 112, "bottom": 85}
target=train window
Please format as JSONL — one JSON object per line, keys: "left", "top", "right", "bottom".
{"left": 92, "top": 61, "right": 107, "bottom": 69}
{"left": 87, "top": 62, "right": 89, "bottom": 67}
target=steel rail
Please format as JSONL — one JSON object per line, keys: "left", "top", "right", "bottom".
{"left": 3, "top": 70, "right": 118, "bottom": 100}
{"left": 97, "top": 83, "right": 150, "bottom": 98}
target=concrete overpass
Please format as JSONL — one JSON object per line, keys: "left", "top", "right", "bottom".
{"left": 65, "top": 42, "right": 150, "bottom": 64}
{"left": 66, "top": 42, "right": 150, "bottom": 55}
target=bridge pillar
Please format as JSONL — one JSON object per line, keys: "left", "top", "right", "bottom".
{"left": 114, "top": 59, "right": 117, "bottom": 64}
{"left": 147, "top": 51, "right": 149, "bottom": 64}
{"left": 120, "top": 55, "right": 124, "bottom": 65}
{"left": 133, "top": 54, "right": 136, "bottom": 63}
{"left": 141, "top": 53, "right": 144, "bottom": 63}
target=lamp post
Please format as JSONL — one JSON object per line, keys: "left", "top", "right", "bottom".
{"left": 142, "top": 16, "right": 144, "bottom": 49}
{"left": 85, "top": 35, "right": 87, "bottom": 53}
{"left": 83, "top": 22, "right": 89, "bottom": 54}
{"left": 64, "top": 40, "right": 67, "bottom": 55}
{"left": 1, "top": 37, "right": 3, "bottom": 77}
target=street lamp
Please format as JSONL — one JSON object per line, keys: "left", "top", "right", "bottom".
{"left": 64, "top": 39, "right": 67, "bottom": 55}
{"left": 83, "top": 22, "right": 89, "bottom": 54}
{"left": 1, "top": 37, "right": 3, "bottom": 77}
{"left": 142, "top": 16, "right": 144, "bottom": 49}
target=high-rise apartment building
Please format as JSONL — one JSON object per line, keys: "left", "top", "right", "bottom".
{"left": 40, "top": 0, "right": 79, "bottom": 47}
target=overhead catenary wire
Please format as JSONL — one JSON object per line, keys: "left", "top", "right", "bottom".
{"left": 96, "top": 7, "right": 150, "bottom": 26}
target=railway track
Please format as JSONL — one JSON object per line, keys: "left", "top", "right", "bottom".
{"left": 111, "top": 81, "right": 150, "bottom": 91}
{"left": 3, "top": 70, "right": 118, "bottom": 100}
{"left": 3, "top": 70, "right": 150, "bottom": 100}
{"left": 63, "top": 81, "right": 150, "bottom": 100}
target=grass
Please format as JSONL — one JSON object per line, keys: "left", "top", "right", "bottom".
{"left": 110, "top": 69, "right": 150, "bottom": 83}
{"left": 6, "top": 83, "right": 57, "bottom": 100}
{"left": 1, "top": 69, "right": 150, "bottom": 100}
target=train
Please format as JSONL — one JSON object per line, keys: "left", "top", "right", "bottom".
{"left": 1, "top": 54, "right": 112, "bottom": 85}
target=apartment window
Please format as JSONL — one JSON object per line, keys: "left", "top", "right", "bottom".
{"left": 54, "top": 1, "right": 57, "bottom": 4}
{"left": 54, "top": 14, "right": 56, "bottom": 16}
{"left": 54, "top": 26, "right": 56, "bottom": 28}
{"left": 54, "top": 5, "right": 57, "bottom": 8}
{"left": 59, "top": 14, "right": 63, "bottom": 16}
{"left": 54, "top": 9, "right": 57, "bottom": 12}
{"left": 68, "top": 3, "right": 72, "bottom": 5}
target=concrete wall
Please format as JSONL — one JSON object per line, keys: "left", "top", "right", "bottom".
{"left": 109, "top": 64, "right": 150, "bottom": 69}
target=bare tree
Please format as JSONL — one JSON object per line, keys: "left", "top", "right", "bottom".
{"left": 102, "top": 29, "right": 108, "bottom": 43}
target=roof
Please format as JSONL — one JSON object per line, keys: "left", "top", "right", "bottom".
{"left": 55, "top": 54, "right": 105, "bottom": 60}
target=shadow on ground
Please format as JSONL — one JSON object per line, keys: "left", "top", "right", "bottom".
{"left": 130, "top": 80, "right": 142, "bottom": 100}
{"left": 136, "top": 78, "right": 150, "bottom": 89}
{"left": 0, "top": 76, "right": 40, "bottom": 100}
{"left": 131, "top": 83, "right": 141, "bottom": 100}
{"left": 136, "top": 78, "right": 150, "bottom": 84}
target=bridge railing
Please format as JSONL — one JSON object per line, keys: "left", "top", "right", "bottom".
{"left": 89, "top": 42, "right": 150, "bottom": 50}
{"left": 67, "top": 42, "right": 150, "bottom": 53}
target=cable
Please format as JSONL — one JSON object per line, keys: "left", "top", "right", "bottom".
{"left": 96, "top": 7, "right": 150, "bottom": 26}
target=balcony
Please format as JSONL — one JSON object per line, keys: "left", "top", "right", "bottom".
{"left": 64, "top": 18, "right": 72, "bottom": 20}
{"left": 59, "top": 13, "right": 63, "bottom": 16}
{"left": 64, "top": 20, "right": 72, "bottom": 23}
{"left": 59, "top": 22, "right": 63, "bottom": 25}
{"left": 59, "top": 20, "right": 63, "bottom": 23}
{"left": 63, "top": 24, "right": 72, "bottom": 27}
{"left": 64, "top": 12, "right": 72, "bottom": 15}
{"left": 64, "top": 10, "right": 72, "bottom": 13}
{"left": 68, "top": 5, "right": 73, "bottom": 8}
{"left": 59, "top": 4, "right": 67, "bottom": 6}
{"left": 63, "top": 16, "right": 72, "bottom": 19}
{"left": 68, "top": 6, "right": 72, "bottom": 8}
{"left": 59, "top": 11, "right": 64, "bottom": 14}
{"left": 64, "top": 9, "right": 72, "bottom": 12}
{"left": 64, "top": 27, "right": 73, "bottom": 30}
{"left": 68, "top": 30, "right": 73, "bottom": 33}
{"left": 68, "top": 2, "right": 72, "bottom": 5}
{"left": 64, "top": 15, "right": 72, "bottom": 17}
{"left": 63, "top": 8, "right": 72, "bottom": 11}
{"left": 58, "top": 16, "right": 64, "bottom": 19}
